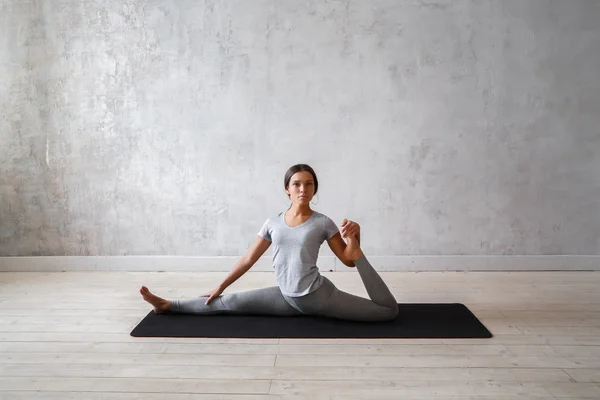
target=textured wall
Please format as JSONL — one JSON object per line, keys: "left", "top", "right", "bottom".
{"left": 1, "top": 0, "right": 599, "bottom": 257}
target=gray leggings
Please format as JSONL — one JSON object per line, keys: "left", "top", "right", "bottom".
{"left": 170, "top": 255, "right": 399, "bottom": 322}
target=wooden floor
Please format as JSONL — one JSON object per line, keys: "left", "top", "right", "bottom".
{"left": 1, "top": 269, "right": 599, "bottom": 399}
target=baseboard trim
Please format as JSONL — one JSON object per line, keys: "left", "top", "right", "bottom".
{"left": 0, "top": 255, "right": 598, "bottom": 272}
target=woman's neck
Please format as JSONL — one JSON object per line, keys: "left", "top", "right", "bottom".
{"left": 286, "top": 204, "right": 313, "bottom": 217}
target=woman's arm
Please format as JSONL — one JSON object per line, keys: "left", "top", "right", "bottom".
{"left": 203, "top": 236, "right": 271, "bottom": 304}
{"left": 327, "top": 232, "right": 356, "bottom": 268}
{"left": 218, "top": 236, "right": 272, "bottom": 290}
{"left": 327, "top": 219, "right": 362, "bottom": 267}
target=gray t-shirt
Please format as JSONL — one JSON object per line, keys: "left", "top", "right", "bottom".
{"left": 258, "top": 210, "right": 340, "bottom": 297}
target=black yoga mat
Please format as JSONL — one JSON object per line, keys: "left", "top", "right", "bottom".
{"left": 130, "top": 303, "right": 492, "bottom": 339}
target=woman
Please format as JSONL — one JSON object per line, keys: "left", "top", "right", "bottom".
{"left": 140, "top": 164, "right": 399, "bottom": 321}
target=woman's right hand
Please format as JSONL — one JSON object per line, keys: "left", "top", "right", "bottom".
{"left": 201, "top": 286, "right": 224, "bottom": 305}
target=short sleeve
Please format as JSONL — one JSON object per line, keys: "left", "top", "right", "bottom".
{"left": 323, "top": 216, "right": 339, "bottom": 240}
{"left": 258, "top": 219, "right": 272, "bottom": 242}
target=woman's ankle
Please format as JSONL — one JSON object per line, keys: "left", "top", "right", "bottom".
{"left": 349, "top": 248, "right": 365, "bottom": 261}
{"left": 352, "top": 253, "right": 368, "bottom": 265}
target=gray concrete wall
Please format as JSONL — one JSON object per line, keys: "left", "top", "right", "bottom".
{"left": 1, "top": 0, "right": 599, "bottom": 258}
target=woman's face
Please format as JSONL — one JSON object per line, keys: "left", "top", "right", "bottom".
{"left": 286, "top": 171, "right": 315, "bottom": 204}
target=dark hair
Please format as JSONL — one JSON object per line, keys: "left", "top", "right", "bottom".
{"left": 284, "top": 164, "right": 319, "bottom": 198}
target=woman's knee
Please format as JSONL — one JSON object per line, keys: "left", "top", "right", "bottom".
{"left": 382, "top": 303, "right": 399, "bottom": 321}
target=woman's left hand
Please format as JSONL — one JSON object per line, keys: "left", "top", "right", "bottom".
{"left": 340, "top": 219, "right": 360, "bottom": 239}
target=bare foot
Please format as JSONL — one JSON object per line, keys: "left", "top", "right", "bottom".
{"left": 139, "top": 286, "right": 171, "bottom": 313}
{"left": 344, "top": 235, "right": 365, "bottom": 261}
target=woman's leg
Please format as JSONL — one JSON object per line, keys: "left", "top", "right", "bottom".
{"left": 141, "top": 286, "right": 302, "bottom": 316}
{"left": 286, "top": 255, "right": 398, "bottom": 322}
{"left": 353, "top": 254, "right": 398, "bottom": 312}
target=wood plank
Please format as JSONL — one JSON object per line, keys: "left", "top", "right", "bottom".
{"left": 0, "top": 342, "right": 278, "bottom": 355}
{"left": 0, "top": 309, "right": 145, "bottom": 316}
{"left": 545, "top": 345, "right": 600, "bottom": 357}
{"left": 0, "top": 332, "right": 279, "bottom": 344}
{"left": 268, "top": 380, "right": 553, "bottom": 397}
{"left": 502, "top": 319, "right": 600, "bottom": 327}
{"left": 0, "top": 342, "right": 564, "bottom": 356}
{"left": 2, "top": 332, "right": 600, "bottom": 345}
{"left": 2, "top": 331, "right": 599, "bottom": 345}
{"left": 0, "top": 316, "right": 142, "bottom": 325}
{"left": 0, "top": 377, "right": 270, "bottom": 394}
{"left": 0, "top": 352, "right": 275, "bottom": 366}
{"left": 540, "top": 382, "right": 600, "bottom": 398}
{"left": 500, "top": 311, "right": 600, "bottom": 319}
{"left": 0, "top": 324, "right": 136, "bottom": 333}
{"left": 275, "top": 354, "right": 600, "bottom": 368}
{"left": 563, "top": 368, "right": 600, "bottom": 383}
{"left": 0, "top": 364, "right": 574, "bottom": 382}
{"left": 277, "top": 335, "right": 600, "bottom": 345}
{"left": 0, "top": 394, "right": 288, "bottom": 400}
{"left": 517, "top": 327, "right": 600, "bottom": 336}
